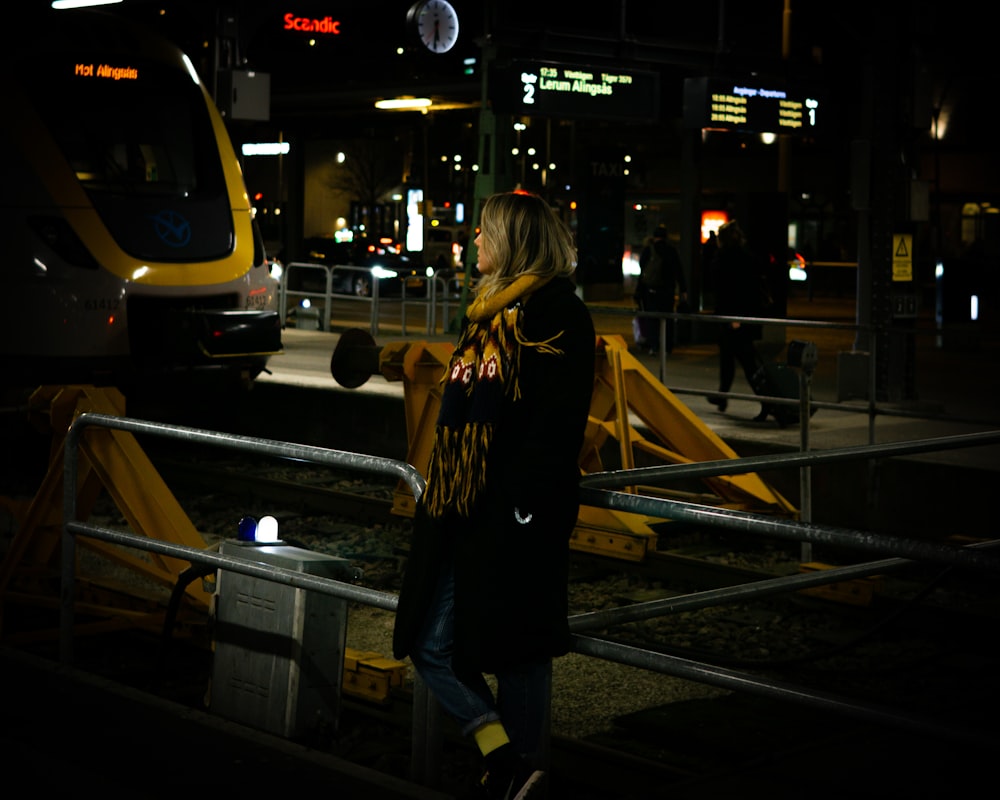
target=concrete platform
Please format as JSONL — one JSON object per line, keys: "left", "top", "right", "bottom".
{"left": 260, "top": 295, "right": 1000, "bottom": 464}
{"left": 232, "top": 295, "right": 999, "bottom": 539}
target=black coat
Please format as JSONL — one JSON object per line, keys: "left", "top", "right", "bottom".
{"left": 712, "top": 244, "right": 768, "bottom": 341}
{"left": 713, "top": 244, "right": 766, "bottom": 317}
{"left": 638, "top": 237, "right": 686, "bottom": 297}
{"left": 392, "top": 277, "right": 596, "bottom": 677}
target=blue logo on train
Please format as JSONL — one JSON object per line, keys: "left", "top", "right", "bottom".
{"left": 150, "top": 210, "right": 192, "bottom": 247}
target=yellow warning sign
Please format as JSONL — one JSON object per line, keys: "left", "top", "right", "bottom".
{"left": 892, "top": 234, "right": 913, "bottom": 281}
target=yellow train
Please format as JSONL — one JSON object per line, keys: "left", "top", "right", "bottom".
{"left": 1, "top": 8, "right": 281, "bottom": 392}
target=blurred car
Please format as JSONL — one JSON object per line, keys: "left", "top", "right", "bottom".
{"left": 423, "top": 225, "right": 465, "bottom": 270}
{"left": 300, "top": 237, "right": 428, "bottom": 298}
{"left": 788, "top": 249, "right": 807, "bottom": 282}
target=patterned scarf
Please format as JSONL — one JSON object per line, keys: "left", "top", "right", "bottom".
{"left": 423, "top": 274, "right": 565, "bottom": 519}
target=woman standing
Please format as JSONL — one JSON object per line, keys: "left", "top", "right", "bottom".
{"left": 392, "top": 191, "right": 596, "bottom": 799}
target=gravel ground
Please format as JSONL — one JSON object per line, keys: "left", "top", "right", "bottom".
{"left": 7, "top": 461, "right": 998, "bottom": 750}
{"left": 267, "top": 510, "right": 733, "bottom": 740}
{"left": 342, "top": 589, "right": 729, "bottom": 741}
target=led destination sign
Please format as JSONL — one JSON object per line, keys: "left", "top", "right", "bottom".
{"left": 492, "top": 60, "right": 659, "bottom": 121}
{"left": 74, "top": 62, "right": 138, "bottom": 81}
{"left": 683, "top": 76, "right": 820, "bottom": 135}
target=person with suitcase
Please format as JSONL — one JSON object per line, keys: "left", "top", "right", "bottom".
{"left": 708, "top": 220, "right": 769, "bottom": 416}
{"left": 635, "top": 224, "right": 687, "bottom": 354}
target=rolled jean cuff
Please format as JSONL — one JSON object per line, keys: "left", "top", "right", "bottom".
{"left": 461, "top": 709, "right": 501, "bottom": 739}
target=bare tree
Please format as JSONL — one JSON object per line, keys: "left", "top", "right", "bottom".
{"left": 324, "top": 136, "right": 406, "bottom": 239}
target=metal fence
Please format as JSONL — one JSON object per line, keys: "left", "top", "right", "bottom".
{"left": 57, "top": 413, "right": 1000, "bottom": 789}
{"left": 280, "top": 261, "right": 463, "bottom": 338}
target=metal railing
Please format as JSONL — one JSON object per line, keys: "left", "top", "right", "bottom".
{"left": 599, "top": 302, "right": 997, "bottom": 536}
{"left": 618, "top": 303, "right": 998, "bottom": 426}
{"left": 58, "top": 413, "right": 425, "bottom": 662}
{"left": 57, "top": 414, "right": 1000, "bottom": 789}
{"left": 280, "top": 261, "right": 463, "bottom": 338}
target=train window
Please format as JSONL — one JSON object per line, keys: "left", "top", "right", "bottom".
{"left": 20, "top": 50, "right": 236, "bottom": 261}
{"left": 29, "top": 58, "right": 223, "bottom": 199}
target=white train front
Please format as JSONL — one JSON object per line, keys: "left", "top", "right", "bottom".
{"left": 2, "top": 9, "right": 282, "bottom": 391}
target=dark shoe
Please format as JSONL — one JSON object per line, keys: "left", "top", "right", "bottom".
{"left": 753, "top": 405, "right": 769, "bottom": 422}
{"left": 708, "top": 395, "right": 728, "bottom": 412}
{"left": 513, "top": 770, "right": 546, "bottom": 799}
{"left": 468, "top": 745, "right": 537, "bottom": 800}
{"left": 470, "top": 767, "right": 539, "bottom": 800}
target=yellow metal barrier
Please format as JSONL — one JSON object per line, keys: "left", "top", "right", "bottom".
{"left": 368, "top": 333, "right": 797, "bottom": 562}
{"left": 0, "top": 384, "right": 213, "bottom": 639}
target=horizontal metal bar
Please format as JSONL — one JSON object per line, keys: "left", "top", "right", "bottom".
{"left": 569, "top": 539, "right": 1000, "bottom": 633}
{"left": 579, "top": 486, "right": 1000, "bottom": 573}
{"left": 71, "top": 412, "right": 426, "bottom": 502}
{"left": 66, "top": 521, "right": 398, "bottom": 611}
{"left": 570, "top": 634, "right": 997, "bottom": 750}
{"left": 581, "top": 430, "right": 1000, "bottom": 485}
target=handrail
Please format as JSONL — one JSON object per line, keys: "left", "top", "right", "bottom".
{"left": 282, "top": 261, "right": 384, "bottom": 335}
{"left": 599, "top": 302, "right": 998, "bottom": 425}
{"left": 58, "top": 412, "right": 425, "bottom": 663}
{"left": 281, "top": 260, "right": 458, "bottom": 338}
{"left": 56, "top": 413, "right": 1000, "bottom": 789}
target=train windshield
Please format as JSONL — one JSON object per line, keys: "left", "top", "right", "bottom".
{"left": 30, "top": 57, "right": 225, "bottom": 198}
{"left": 21, "top": 44, "right": 236, "bottom": 261}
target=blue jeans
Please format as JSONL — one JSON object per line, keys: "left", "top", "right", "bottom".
{"left": 408, "top": 562, "right": 550, "bottom": 759}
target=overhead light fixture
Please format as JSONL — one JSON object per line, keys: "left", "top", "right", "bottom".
{"left": 52, "top": 0, "right": 123, "bottom": 8}
{"left": 375, "top": 97, "right": 432, "bottom": 111}
{"left": 242, "top": 142, "right": 291, "bottom": 156}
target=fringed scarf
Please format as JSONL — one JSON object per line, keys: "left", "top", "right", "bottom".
{"left": 423, "top": 273, "right": 566, "bottom": 519}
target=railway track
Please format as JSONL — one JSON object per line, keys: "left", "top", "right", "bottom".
{"left": 141, "top": 448, "right": 1000, "bottom": 685}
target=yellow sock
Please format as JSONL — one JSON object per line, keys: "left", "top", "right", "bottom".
{"left": 473, "top": 720, "right": 510, "bottom": 757}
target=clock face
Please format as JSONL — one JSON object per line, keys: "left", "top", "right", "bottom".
{"left": 413, "top": 0, "right": 459, "bottom": 54}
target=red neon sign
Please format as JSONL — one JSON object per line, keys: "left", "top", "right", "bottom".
{"left": 283, "top": 13, "right": 341, "bottom": 34}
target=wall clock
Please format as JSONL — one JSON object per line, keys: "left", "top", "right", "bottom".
{"left": 408, "top": 0, "right": 460, "bottom": 54}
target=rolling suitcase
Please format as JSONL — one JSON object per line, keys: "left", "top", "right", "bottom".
{"left": 750, "top": 357, "right": 803, "bottom": 427}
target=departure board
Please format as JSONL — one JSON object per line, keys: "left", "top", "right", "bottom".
{"left": 683, "top": 76, "right": 820, "bottom": 135}
{"left": 490, "top": 60, "right": 659, "bottom": 121}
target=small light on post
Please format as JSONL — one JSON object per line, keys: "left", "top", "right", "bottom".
{"left": 256, "top": 515, "right": 280, "bottom": 543}
{"left": 375, "top": 97, "right": 433, "bottom": 111}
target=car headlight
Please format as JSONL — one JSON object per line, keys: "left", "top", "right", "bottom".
{"left": 371, "top": 266, "right": 396, "bottom": 279}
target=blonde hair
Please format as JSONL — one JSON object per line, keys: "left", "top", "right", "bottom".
{"left": 474, "top": 191, "right": 576, "bottom": 300}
